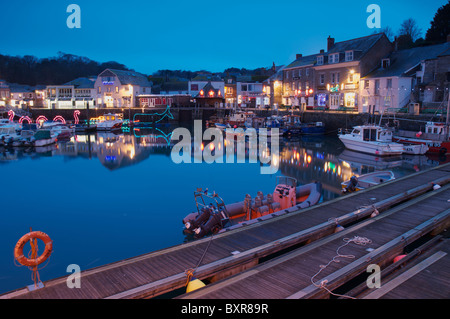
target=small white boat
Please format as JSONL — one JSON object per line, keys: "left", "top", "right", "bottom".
{"left": 342, "top": 171, "right": 395, "bottom": 193}
{"left": 339, "top": 125, "right": 404, "bottom": 156}
{"left": 215, "top": 123, "right": 230, "bottom": 131}
{"left": 402, "top": 143, "right": 429, "bottom": 155}
{"left": 97, "top": 113, "right": 123, "bottom": 131}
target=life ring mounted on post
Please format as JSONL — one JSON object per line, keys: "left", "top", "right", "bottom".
{"left": 14, "top": 231, "right": 53, "bottom": 267}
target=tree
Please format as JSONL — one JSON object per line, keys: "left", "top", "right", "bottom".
{"left": 399, "top": 18, "right": 422, "bottom": 42}
{"left": 426, "top": 1, "right": 450, "bottom": 44}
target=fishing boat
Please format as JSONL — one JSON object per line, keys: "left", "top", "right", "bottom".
{"left": 182, "top": 177, "right": 322, "bottom": 239}
{"left": 97, "top": 113, "right": 123, "bottom": 131}
{"left": 342, "top": 171, "right": 395, "bottom": 193}
{"left": 402, "top": 143, "right": 429, "bottom": 155}
{"left": 338, "top": 124, "right": 404, "bottom": 156}
{"left": 393, "top": 122, "right": 450, "bottom": 155}
{"left": 282, "top": 115, "right": 325, "bottom": 136}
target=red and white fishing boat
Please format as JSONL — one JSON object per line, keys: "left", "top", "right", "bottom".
{"left": 393, "top": 122, "right": 450, "bottom": 155}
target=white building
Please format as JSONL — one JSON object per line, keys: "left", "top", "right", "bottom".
{"left": 94, "top": 69, "right": 152, "bottom": 108}
{"left": 360, "top": 43, "right": 450, "bottom": 113}
{"left": 46, "top": 77, "right": 96, "bottom": 109}
{"left": 236, "top": 77, "right": 266, "bottom": 108}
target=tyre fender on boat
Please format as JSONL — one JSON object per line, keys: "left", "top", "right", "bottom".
{"left": 14, "top": 231, "right": 53, "bottom": 267}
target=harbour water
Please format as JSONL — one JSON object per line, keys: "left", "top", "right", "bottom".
{"left": 0, "top": 125, "right": 447, "bottom": 294}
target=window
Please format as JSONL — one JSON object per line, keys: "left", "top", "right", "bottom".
{"left": 375, "top": 80, "right": 380, "bottom": 95}
{"left": 329, "top": 53, "right": 339, "bottom": 64}
{"left": 286, "top": 71, "right": 290, "bottom": 79}
{"left": 190, "top": 84, "right": 199, "bottom": 91}
{"left": 345, "top": 51, "right": 354, "bottom": 62}
{"left": 386, "top": 79, "right": 392, "bottom": 89}
{"left": 241, "top": 84, "right": 248, "bottom": 91}
{"left": 382, "top": 59, "right": 390, "bottom": 69}
{"left": 317, "top": 56, "right": 324, "bottom": 65}
{"left": 336, "top": 73, "right": 340, "bottom": 83}
{"left": 306, "top": 68, "right": 310, "bottom": 76}
{"left": 115, "top": 86, "right": 119, "bottom": 93}
{"left": 98, "top": 87, "right": 101, "bottom": 94}
{"left": 319, "top": 74, "right": 325, "bottom": 85}
{"left": 331, "top": 73, "right": 335, "bottom": 84}
{"left": 364, "top": 80, "right": 370, "bottom": 89}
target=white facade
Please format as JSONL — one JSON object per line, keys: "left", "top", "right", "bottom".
{"left": 94, "top": 69, "right": 152, "bottom": 108}
{"left": 359, "top": 77, "right": 412, "bottom": 113}
{"left": 46, "top": 85, "right": 96, "bottom": 109}
{"left": 237, "top": 82, "right": 267, "bottom": 108}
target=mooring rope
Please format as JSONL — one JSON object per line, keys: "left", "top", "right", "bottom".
{"left": 310, "top": 236, "right": 372, "bottom": 299}
{"left": 185, "top": 234, "right": 215, "bottom": 286}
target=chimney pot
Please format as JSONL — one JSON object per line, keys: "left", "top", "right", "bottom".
{"left": 327, "top": 36, "right": 335, "bottom": 51}
{"left": 296, "top": 54, "right": 303, "bottom": 59}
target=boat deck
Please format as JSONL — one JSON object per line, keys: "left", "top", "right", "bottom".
{"left": 1, "top": 163, "right": 450, "bottom": 299}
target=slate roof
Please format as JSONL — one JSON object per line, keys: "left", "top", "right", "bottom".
{"left": 327, "top": 33, "right": 386, "bottom": 60}
{"left": 285, "top": 33, "right": 388, "bottom": 70}
{"left": 99, "top": 69, "right": 152, "bottom": 87}
{"left": 364, "top": 42, "right": 450, "bottom": 78}
{"left": 64, "top": 77, "right": 96, "bottom": 88}
{"left": 285, "top": 54, "right": 320, "bottom": 69}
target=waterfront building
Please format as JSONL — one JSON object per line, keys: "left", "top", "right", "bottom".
{"left": 313, "top": 34, "right": 393, "bottom": 111}
{"left": 282, "top": 33, "right": 393, "bottom": 111}
{"left": 360, "top": 42, "right": 450, "bottom": 114}
{"left": 137, "top": 94, "right": 191, "bottom": 108}
{"left": 188, "top": 74, "right": 224, "bottom": 100}
{"left": 192, "top": 81, "right": 224, "bottom": 107}
{"left": 263, "top": 65, "right": 285, "bottom": 109}
{"left": 0, "top": 80, "right": 10, "bottom": 107}
{"left": 282, "top": 54, "right": 318, "bottom": 109}
{"left": 9, "top": 84, "right": 36, "bottom": 109}
{"left": 46, "top": 77, "right": 96, "bottom": 109}
{"left": 236, "top": 76, "right": 267, "bottom": 108}
{"left": 94, "top": 69, "right": 152, "bottom": 108}
{"left": 224, "top": 76, "right": 237, "bottom": 108}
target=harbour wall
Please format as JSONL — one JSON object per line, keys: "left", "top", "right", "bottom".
{"left": 27, "top": 107, "right": 441, "bottom": 133}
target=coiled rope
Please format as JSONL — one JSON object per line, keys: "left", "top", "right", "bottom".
{"left": 310, "top": 236, "right": 372, "bottom": 299}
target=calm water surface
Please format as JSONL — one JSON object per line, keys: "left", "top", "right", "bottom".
{"left": 0, "top": 124, "right": 446, "bottom": 294}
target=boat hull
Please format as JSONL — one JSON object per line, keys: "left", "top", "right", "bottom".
{"left": 182, "top": 182, "right": 322, "bottom": 239}
{"left": 393, "top": 136, "right": 450, "bottom": 155}
{"left": 339, "top": 135, "right": 403, "bottom": 156}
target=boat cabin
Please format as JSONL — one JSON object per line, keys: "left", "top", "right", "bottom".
{"left": 350, "top": 125, "right": 393, "bottom": 142}
{"left": 425, "top": 122, "right": 447, "bottom": 136}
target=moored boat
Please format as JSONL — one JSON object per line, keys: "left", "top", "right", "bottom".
{"left": 341, "top": 171, "right": 395, "bottom": 193}
{"left": 393, "top": 122, "right": 450, "bottom": 155}
{"left": 182, "top": 177, "right": 322, "bottom": 239}
{"left": 338, "top": 124, "right": 404, "bottom": 156}
{"left": 97, "top": 113, "right": 123, "bottom": 131}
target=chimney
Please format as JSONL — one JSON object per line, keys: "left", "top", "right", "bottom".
{"left": 327, "top": 36, "right": 335, "bottom": 51}
{"left": 296, "top": 54, "right": 303, "bottom": 59}
{"left": 320, "top": 49, "right": 325, "bottom": 54}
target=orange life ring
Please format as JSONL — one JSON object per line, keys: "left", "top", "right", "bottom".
{"left": 14, "top": 231, "right": 53, "bottom": 267}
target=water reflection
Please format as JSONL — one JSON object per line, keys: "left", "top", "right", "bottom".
{"left": 1, "top": 125, "right": 449, "bottom": 294}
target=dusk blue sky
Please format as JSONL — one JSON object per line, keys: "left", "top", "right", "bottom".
{"left": 1, "top": 0, "right": 447, "bottom": 75}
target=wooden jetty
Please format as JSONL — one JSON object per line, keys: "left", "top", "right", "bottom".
{"left": 2, "top": 163, "right": 450, "bottom": 299}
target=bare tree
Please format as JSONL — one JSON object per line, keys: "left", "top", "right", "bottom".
{"left": 399, "top": 18, "right": 422, "bottom": 42}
